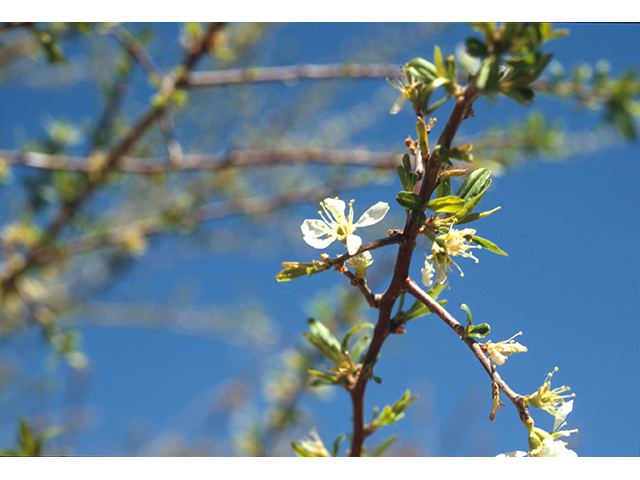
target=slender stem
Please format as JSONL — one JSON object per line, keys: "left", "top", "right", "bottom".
{"left": 186, "top": 63, "right": 400, "bottom": 87}
{"left": 0, "top": 148, "right": 401, "bottom": 174}
{"left": 404, "top": 277, "right": 532, "bottom": 426}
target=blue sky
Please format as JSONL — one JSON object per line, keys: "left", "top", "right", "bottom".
{"left": 0, "top": 23, "right": 638, "bottom": 457}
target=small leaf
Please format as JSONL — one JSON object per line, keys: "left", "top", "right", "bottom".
{"left": 454, "top": 178, "right": 492, "bottom": 220}
{"left": 350, "top": 334, "right": 371, "bottom": 364}
{"left": 470, "top": 234, "right": 508, "bottom": 256}
{"left": 461, "top": 303, "right": 472, "bottom": 325}
{"left": 341, "top": 323, "right": 373, "bottom": 351}
{"left": 331, "top": 434, "right": 346, "bottom": 457}
{"left": 426, "top": 195, "right": 464, "bottom": 213}
{"left": 402, "top": 153, "right": 413, "bottom": 173}
{"left": 372, "top": 435, "right": 399, "bottom": 457}
{"left": 307, "top": 369, "right": 339, "bottom": 386}
{"left": 308, "top": 318, "right": 342, "bottom": 353}
{"left": 465, "top": 37, "right": 489, "bottom": 58}
{"left": 455, "top": 206, "right": 501, "bottom": 225}
{"left": 304, "top": 333, "right": 340, "bottom": 363}
{"left": 434, "top": 45, "right": 445, "bottom": 78}
{"left": 396, "top": 191, "right": 423, "bottom": 211}
{"left": 455, "top": 168, "right": 491, "bottom": 201}
{"left": 396, "top": 165, "right": 407, "bottom": 190}
{"left": 468, "top": 323, "right": 491, "bottom": 339}
{"left": 411, "top": 209, "right": 427, "bottom": 225}
{"left": 436, "top": 177, "right": 451, "bottom": 199}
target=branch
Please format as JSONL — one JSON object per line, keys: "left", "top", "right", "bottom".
{"left": 404, "top": 277, "right": 532, "bottom": 426}
{"left": 0, "top": 22, "right": 224, "bottom": 291}
{"left": 348, "top": 80, "right": 482, "bottom": 457}
{"left": 0, "top": 148, "right": 401, "bottom": 174}
{"left": 186, "top": 63, "right": 400, "bottom": 87}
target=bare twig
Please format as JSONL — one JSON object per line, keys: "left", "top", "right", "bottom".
{"left": 186, "top": 63, "right": 400, "bottom": 87}
{"left": 0, "top": 148, "right": 401, "bottom": 174}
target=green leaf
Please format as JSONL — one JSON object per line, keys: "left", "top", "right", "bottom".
{"left": 402, "top": 153, "right": 413, "bottom": 173}
{"left": 425, "top": 195, "right": 464, "bottom": 213}
{"left": 341, "top": 323, "right": 373, "bottom": 351}
{"left": 434, "top": 45, "right": 445, "bottom": 77}
{"left": 396, "top": 191, "right": 423, "bottom": 211}
{"left": 468, "top": 323, "right": 491, "bottom": 339}
{"left": 275, "top": 261, "right": 327, "bottom": 282}
{"left": 350, "top": 334, "right": 371, "bottom": 364}
{"left": 396, "top": 165, "right": 407, "bottom": 190}
{"left": 307, "top": 368, "right": 339, "bottom": 386}
{"left": 291, "top": 441, "right": 314, "bottom": 457}
{"left": 372, "top": 435, "right": 399, "bottom": 457}
{"left": 444, "top": 54, "right": 456, "bottom": 83}
{"left": 411, "top": 209, "right": 427, "bottom": 225}
{"left": 455, "top": 168, "right": 491, "bottom": 201}
{"left": 455, "top": 206, "right": 501, "bottom": 225}
{"left": 275, "top": 267, "right": 308, "bottom": 282}
{"left": 436, "top": 177, "right": 451, "bottom": 199}
{"left": 304, "top": 333, "right": 340, "bottom": 363}
{"left": 454, "top": 178, "right": 492, "bottom": 221}
{"left": 465, "top": 37, "right": 489, "bottom": 58}
{"left": 461, "top": 303, "right": 472, "bottom": 325}
{"left": 470, "top": 234, "right": 508, "bottom": 256}
{"left": 331, "top": 434, "right": 346, "bottom": 457}
{"left": 307, "top": 318, "right": 342, "bottom": 354}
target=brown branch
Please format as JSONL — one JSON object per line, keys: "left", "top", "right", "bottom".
{"left": 404, "top": 277, "right": 532, "bottom": 426}
{"left": 186, "top": 63, "right": 400, "bottom": 87}
{"left": 348, "top": 81, "right": 481, "bottom": 457}
{"left": 0, "top": 22, "right": 224, "bottom": 292}
{"left": 0, "top": 148, "right": 401, "bottom": 174}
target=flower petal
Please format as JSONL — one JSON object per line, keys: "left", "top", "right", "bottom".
{"left": 553, "top": 399, "right": 573, "bottom": 432}
{"left": 346, "top": 234, "right": 362, "bottom": 255}
{"left": 301, "top": 219, "right": 330, "bottom": 238}
{"left": 354, "top": 202, "right": 389, "bottom": 227}
{"left": 496, "top": 451, "right": 528, "bottom": 457}
{"left": 323, "top": 198, "right": 346, "bottom": 217}
{"left": 303, "top": 235, "right": 335, "bottom": 250}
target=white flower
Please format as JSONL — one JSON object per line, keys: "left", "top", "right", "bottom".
{"left": 483, "top": 332, "right": 528, "bottom": 365}
{"left": 496, "top": 451, "right": 528, "bottom": 457}
{"left": 539, "top": 437, "right": 578, "bottom": 457}
{"left": 526, "top": 367, "right": 575, "bottom": 417}
{"left": 301, "top": 198, "right": 389, "bottom": 255}
{"left": 499, "top": 401, "right": 578, "bottom": 458}
{"left": 348, "top": 251, "right": 374, "bottom": 278}
{"left": 428, "top": 227, "right": 482, "bottom": 284}
{"left": 421, "top": 256, "right": 435, "bottom": 287}
{"left": 528, "top": 399, "right": 578, "bottom": 457}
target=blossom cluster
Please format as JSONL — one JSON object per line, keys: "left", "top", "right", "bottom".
{"left": 421, "top": 227, "right": 481, "bottom": 287}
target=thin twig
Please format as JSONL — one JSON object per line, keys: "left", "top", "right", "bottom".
{"left": 186, "top": 63, "right": 400, "bottom": 87}
{"left": 0, "top": 148, "right": 401, "bottom": 174}
{"left": 404, "top": 277, "right": 532, "bottom": 426}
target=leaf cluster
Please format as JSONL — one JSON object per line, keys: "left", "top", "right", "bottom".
{"left": 1, "top": 417, "right": 62, "bottom": 456}
{"left": 465, "top": 23, "right": 567, "bottom": 104}
{"left": 304, "top": 318, "right": 373, "bottom": 388}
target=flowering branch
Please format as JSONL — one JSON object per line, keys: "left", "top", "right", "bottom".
{"left": 404, "top": 277, "right": 532, "bottom": 426}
